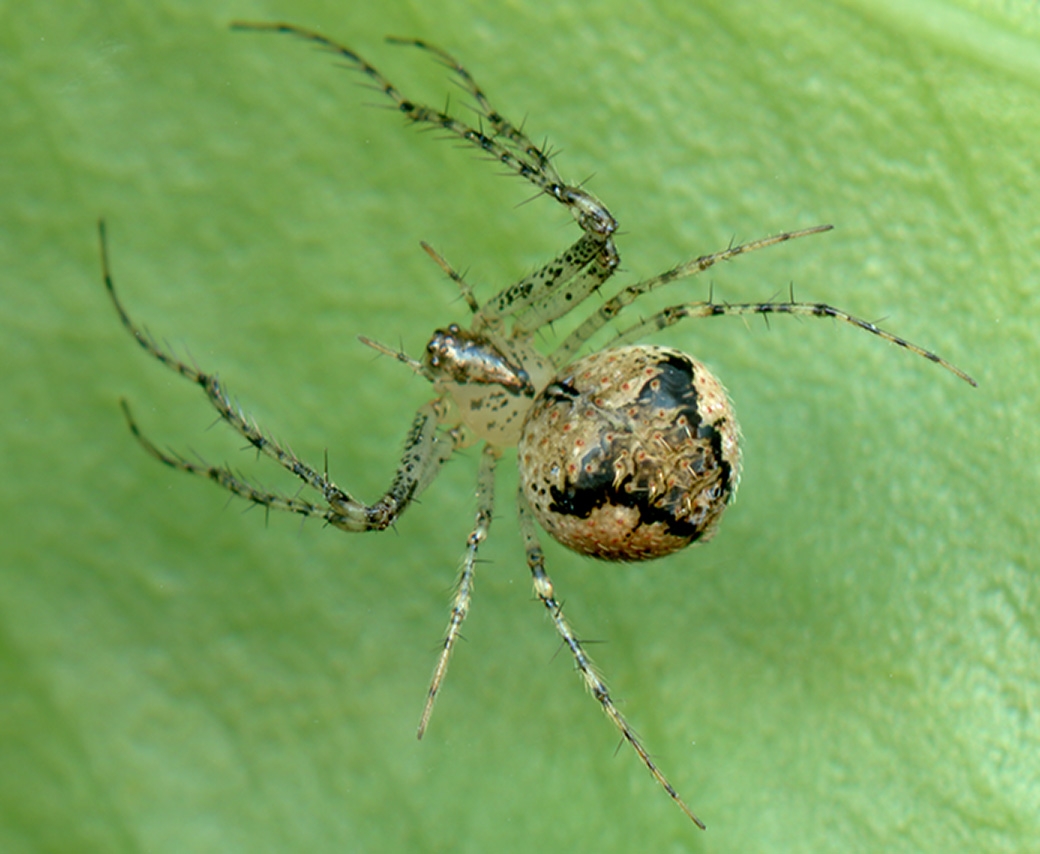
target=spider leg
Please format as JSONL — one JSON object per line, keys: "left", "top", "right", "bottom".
{"left": 550, "top": 225, "right": 832, "bottom": 365}
{"left": 357, "top": 335, "right": 434, "bottom": 378}
{"left": 326, "top": 400, "right": 462, "bottom": 530}
{"left": 475, "top": 233, "right": 616, "bottom": 329}
{"left": 420, "top": 241, "right": 480, "bottom": 314}
{"left": 384, "top": 36, "right": 558, "bottom": 178}
{"left": 510, "top": 240, "right": 620, "bottom": 337}
{"left": 418, "top": 444, "right": 499, "bottom": 738}
{"left": 516, "top": 492, "right": 707, "bottom": 830}
{"left": 99, "top": 222, "right": 332, "bottom": 490}
{"left": 100, "top": 220, "right": 464, "bottom": 529}
{"left": 610, "top": 297, "right": 977, "bottom": 385}
{"left": 119, "top": 399, "right": 342, "bottom": 524}
{"left": 230, "top": 22, "right": 616, "bottom": 237}
{"left": 123, "top": 390, "right": 460, "bottom": 530}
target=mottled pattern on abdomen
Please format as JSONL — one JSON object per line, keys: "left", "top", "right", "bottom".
{"left": 519, "top": 345, "right": 741, "bottom": 561}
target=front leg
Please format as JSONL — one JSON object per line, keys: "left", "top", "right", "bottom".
{"left": 474, "top": 232, "right": 612, "bottom": 328}
{"left": 101, "top": 220, "right": 461, "bottom": 530}
{"left": 121, "top": 397, "right": 461, "bottom": 532}
{"left": 510, "top": 239, "right": 619, "bottom": 338}
{"left": 326, "top": 400, "right": 461, "bottom": 531}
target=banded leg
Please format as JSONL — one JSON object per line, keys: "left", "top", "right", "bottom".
{"left": 122, "top": 395, "right": 460, "bottom": 528}
{"left": 119, "top": 399, "right": 349, "bottom": 525}
{"left": 418, "top": 444, "right": 500, "bottom": 738}
{"left": 231, "top": 22, "right": 616, "bottom": 237}
{"left": 516, "top": 492, "right": 707, "bottom": 830}
{"left": 385, "top": 36, "right": 557, "bottom": 175}
{"left": 551, "top": 225, "right": 832, "bottom": 365}
{"left": 609, "top": 293, "right": 977, "bottom": 386}
{"left": 100, "top": 220, "right": 462, "bottom": 529}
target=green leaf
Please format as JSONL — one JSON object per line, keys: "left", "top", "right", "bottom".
{"left": 2, "top": 2, "right": 1037, "bottom": 851}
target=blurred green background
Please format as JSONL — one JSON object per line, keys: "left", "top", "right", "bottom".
{"left": 2, "top": 1, "right": 1038, "bottom": 851}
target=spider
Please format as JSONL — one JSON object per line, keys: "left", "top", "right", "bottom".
{"left": 99, "top": 22, "right": 976, "bottom": 830}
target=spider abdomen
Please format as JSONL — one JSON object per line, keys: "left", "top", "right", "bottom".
{"left": 518, "top": 345, "right": 741, "bottom": 561}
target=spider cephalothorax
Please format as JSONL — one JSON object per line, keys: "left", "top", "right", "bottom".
{"left": 101, "top": 22, "right": 975, "bottom": 830}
